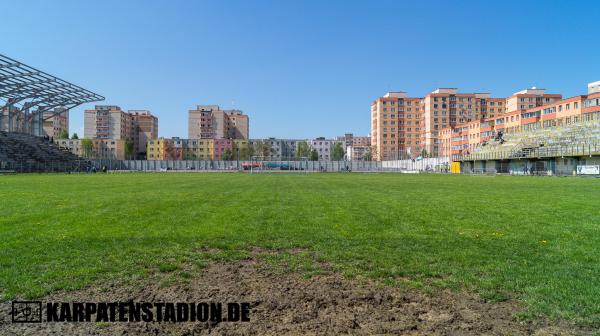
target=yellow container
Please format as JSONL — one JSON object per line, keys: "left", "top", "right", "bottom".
{"left": 451, "top": 162, "right": 461, "bottom": 174}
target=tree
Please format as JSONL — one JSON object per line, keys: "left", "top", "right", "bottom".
{"left": 310, "top": 149, "right": 319, "bottom": 161}
{"left": 125, "top": 140, "right": 134, "bottom": 160}
{"left": 332, "top": 142, "right": 345, "bottom": 161}
{"left": 230, "top": 141, "right": 238, "bottom": 160}
{"left": 364, "top": 148, "right": 373, "bottom": 161}
{"left": 239, "top": 143, "right": 254, "bottom": 160}
{"left": 421, "top": 149, "right": 428, "bottom": 158}
{"left": 58, "top": 129, "right": 69, "bottom": 139}
{"left": 295, "top": 141, "right": 311, "bottom": 160}
{"left": 253, "top": 140, "right": 272, "bottom": 160}
{"left": 81, "top": 139, "right": 94, "bottom": 158}
{"left": 71, "top": 133, "right": 79, "bottom": 139}
{"left": 222, "top": 148, "right": 233, "bottom": 161}
{"left": 184, "top": 152, "right": 195, "bottom": 160}
{"left": 164, "top": 141, "right": 175, "bottom": 160}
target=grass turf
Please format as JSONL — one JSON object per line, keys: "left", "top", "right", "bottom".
{"left": 1, "top": 173, "right": 600, "bottom": 325}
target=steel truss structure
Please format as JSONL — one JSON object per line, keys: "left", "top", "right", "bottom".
{"left": 0, "top": 53, "right": 104, "bottom": 136}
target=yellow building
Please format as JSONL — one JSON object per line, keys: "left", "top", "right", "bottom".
{"left": 147, "top": 138, "right": 184, "bottom": 160}
{"left": 232, "top": 139, "right": 249, "bottom": 158}
{"left": 147, "top": 138, "right": 227, "bottom": 160}
{"left": 182, "top": 139, "right": 214, "bottom": 160}
{"left": 147, "top": 139, "right": 164, "bottom": 160}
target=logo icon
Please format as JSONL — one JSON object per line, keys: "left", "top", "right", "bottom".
{"left": 11, "top": 301, "right": 42, "bottom": 323}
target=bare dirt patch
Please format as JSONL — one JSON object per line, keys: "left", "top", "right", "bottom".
{"left": 0, "top": 252, "right": 591, "bottom": 335}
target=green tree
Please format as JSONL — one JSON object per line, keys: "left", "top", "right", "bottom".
{"left": 222, "top": 148, "right": 233, "bottom": 161}
{"left": 253, "top": 140, "right": 272, "bottom": 159}
{"left": 332, "top": 142, "right": 345, "bottom": 161}
{"left": 310, "top": 149, "right": 319, "bottom": 161}
{"left": 71, "top": 133, "right": 79, "bottom": 139}
{"left": 239, "top": 143, "right": 254, "bottom": 160}
{"left": 81, "top": 139, "right": 94, "bottom": 158}
{"left": 421, "top": 149, "right": 428, "bottom": 158}
{"left": 184, "top": 152, "right": 195, "bottom": 160}
{"left": 58, "top": 129, "right": 69, "bottom": 139}
{"left": 125, "top": 140, "right": 134, "bottom": 160}
{"left": 363, "top": 149, "right": 373, "bottom": 162}
{"left": 295, "top": 141, "right": 311, "bottom": 160}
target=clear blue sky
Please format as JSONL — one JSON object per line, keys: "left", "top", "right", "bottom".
{"left": 3, "top": 0, "right": 599, "bottom": 139}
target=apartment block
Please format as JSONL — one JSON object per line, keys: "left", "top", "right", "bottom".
{"left": 280, "top": 139, "right": 301, "bottom": 160}
{"left": 346, "top": 145, "right": 369, "bottom": 161}
{"left": 583, "top": 81, "right": 600, "bottom": 116}
{"left": 213, "top": 139, "right": 233, "bottom": 160}
{"left": 84, "top": 105, "right": 132, "bottom": 140}
{"left": 247, "top": 138, "right": 305, "bottom": 160}
{"left": 146, "top": 138, "right": 184, "bottom": 160}
{"left": 188, "top": 105, "right": 249, "bottom": 140}
{"left": 371, "top": 87, "right": 562, "bottom": 160}
{"left": 129, "top": 110, "right": 159, "bottom": 157}
{"left": 504, "top": 88, "right": 562, "bottom": 114}
{"left": 371, "top": 92, "right": 424, "bottom": 161}
{"left": 42, "top": 108, "right": 69, "bottom": 138}
{"left": 422, "top": 89, "right": 505, "bottom": 157}
{"left": 84, "top": 105, "right": 158, "bottom": 158}
{"left": 310, "top": 137, "right": 338, "bottom": 161}
{"left": 147, "top": 138, "right": 219, "bottom": 161}
{"left": 0, "top": 107, "right": 69, "bottom": 138}
{"left": 55, "top": 138, "right": 126, "bottom": 160}
{"left": 337, "top": 133, "right": 371, "bottom": 161}
{"left": 337, "top": 133, "right": 371, "bottom": 147}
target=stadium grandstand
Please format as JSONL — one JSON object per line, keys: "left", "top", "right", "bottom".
{"left": 0, "top": 53, "right": 103, "bottom": 172}
{"left": 452, "top": 81, "right": 600, "bottom": 175}
{"left": 459, "top": 119, "right": 600, "bottom": 175}
{"left": 464, "top": 120, "right": 600, "bottom": 160}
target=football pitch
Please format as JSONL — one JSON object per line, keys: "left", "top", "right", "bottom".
{"left": 1, "top": 173, "right": 600, "bottom": 327}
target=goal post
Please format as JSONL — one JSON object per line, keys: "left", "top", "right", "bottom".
{"left": 250, "top": 155, "right": 265, "bottom": 174}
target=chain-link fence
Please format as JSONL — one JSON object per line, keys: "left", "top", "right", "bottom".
{"left": 0, "top": 158, "right": 457, "bottom": 174}
{"left": 381, "top": 157, "right": 450, "bottom": 173}
{"left": 86, "top": 159, "right": 455, "bottom": 173}
{"left": 87, "top": 160, "right": 383, "bottom": 172}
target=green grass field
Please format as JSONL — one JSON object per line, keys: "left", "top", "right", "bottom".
{"left": 1, "top": 173, "right": 600, "bottom": 326}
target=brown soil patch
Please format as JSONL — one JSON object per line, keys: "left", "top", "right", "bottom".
{"left": 0, "top": 254, "right": 591, "bottom": 335}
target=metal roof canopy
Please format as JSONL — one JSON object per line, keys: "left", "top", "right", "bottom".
{"left": 0, "top": 53, "right": 104, "bottom": 134}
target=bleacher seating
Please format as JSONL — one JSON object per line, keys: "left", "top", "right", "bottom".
{"left": 465, "top": 121, "right": 600, "bottom": 160}
{"left": 0, "top": 132, "right": 88, "bottom": 172}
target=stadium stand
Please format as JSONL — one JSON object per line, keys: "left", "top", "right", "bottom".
{"left": 464, "top": 120, "right": 600, "bottom": 160}
{"left": 1, "top": 53, "right": 102, "bottom": 172}
{"left": 0, "top": 132, "right": 89, "bottom": 172}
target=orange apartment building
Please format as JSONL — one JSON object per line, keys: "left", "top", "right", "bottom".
{"left": 421, "top": 89, "right": 504, "bottom": 156}
{"left": 371, "top": 89, "right": 504, "bottom": 160}
{"left": 371, "top": 92, "right": 423, "bottom": 160}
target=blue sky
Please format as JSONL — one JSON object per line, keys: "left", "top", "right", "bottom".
{"left": 3, "top": 0, "right": 599, "bottom": 139}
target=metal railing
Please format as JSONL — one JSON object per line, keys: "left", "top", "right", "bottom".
{"left": 460, "top": 142, "right": 600, "bottom": 161}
